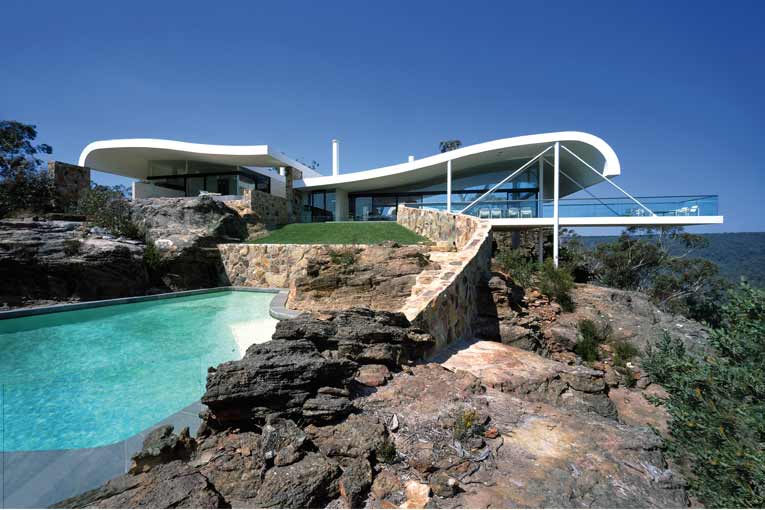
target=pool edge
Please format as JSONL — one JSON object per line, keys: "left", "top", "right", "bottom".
{"left": 0, "top": 286, "right": 302, "bottom": 321}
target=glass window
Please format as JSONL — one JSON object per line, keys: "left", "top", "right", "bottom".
{"left": 352, "top": 196, "right": 373, "bottom": 220}
{"left": 186, "top": 176, "right": 205, "bottom": 196}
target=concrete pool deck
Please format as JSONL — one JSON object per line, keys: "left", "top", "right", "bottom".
{"left": 0, "top": 286, "right": 302, "bottom": 508}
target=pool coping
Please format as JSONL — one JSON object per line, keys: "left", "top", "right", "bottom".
{"left": 2, "top": 401, "right": 207, "bottom": 508}
{"left": 0, "top": 286, "right": 303, "bottom": 321}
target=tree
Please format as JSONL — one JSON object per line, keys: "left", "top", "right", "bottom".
{"left": 0, "top": 120, "right": 54, "bottom": 217}
{"left": 589, "top": 226, "right": 727, "bottom": 324}
{"left": 439, "top": 140, "right": 462, "bottom": 153}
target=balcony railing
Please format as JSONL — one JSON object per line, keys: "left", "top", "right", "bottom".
{"left": 402, "top": 195, "right": 719, "bottom": 220}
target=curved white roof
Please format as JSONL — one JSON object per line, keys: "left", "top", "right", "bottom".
{"left": 79, "top": 138, "right": 322, "bottom": 178}
{"left": 296, "top": 131, "right": 620, "bottom": 197}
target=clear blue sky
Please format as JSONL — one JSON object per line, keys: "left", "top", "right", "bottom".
{"left": 2, "top": 0, "right": 763, "bottom": 233}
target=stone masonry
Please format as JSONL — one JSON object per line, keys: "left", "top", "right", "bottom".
{"left": 396, "top": 205, "right": 493, "bottom": 349}
{"left": 47, "top": 161, "right": 90, "bottom": 209}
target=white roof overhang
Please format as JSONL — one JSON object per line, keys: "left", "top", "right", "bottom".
{"left": 78, "top": 139, "right": 321, "bottom": 179}
{"left": 295, "top": 131, "right": 620, "bottom": 197}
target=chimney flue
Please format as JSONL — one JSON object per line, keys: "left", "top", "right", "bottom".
{"left": 332, "top": 139, "right": 340, "bottom": 176}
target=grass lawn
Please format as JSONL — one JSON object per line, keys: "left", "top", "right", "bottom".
{"left": 249, "top": 222, "right": 429, "bottom": 245}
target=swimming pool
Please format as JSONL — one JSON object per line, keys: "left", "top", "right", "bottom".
{"left": 0, "top": 290, "right": 277, "bottom": 452}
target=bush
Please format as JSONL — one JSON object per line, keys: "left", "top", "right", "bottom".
{"left": 77, "top": 185, "right": 142, "bottom": 239}
{"left": 538, "top": 260, "right": 575, "bottom": 312}
{"left": 643, "top": 282, "right": 765, "bottom": 507}
{"left": 0, "top": 168, "right": 56, "bottom": 218}
{"left": 612, "top": 339, "right": 639, "bottom": 367}
{"left": 575, "top": 319, "right": 611, "bottom": 362}
{"left": 327, "top": 246, "right": 357, "bottom": 266}
{"left": 452, "top": 408, "right": 485, "bottom": 441}
{"left": 495, "top": 248, "right": 537, "bottom": 288}
{"left": 375, "top": 439, "right": 397, "bottom": 464}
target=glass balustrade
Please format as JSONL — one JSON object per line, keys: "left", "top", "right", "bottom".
{"left": 403, "top": 195, "right": 719, "bottom": 219}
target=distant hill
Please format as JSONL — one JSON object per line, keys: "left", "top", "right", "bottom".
{"left": 578, "top": 232, "right": 765, "bottom": 288}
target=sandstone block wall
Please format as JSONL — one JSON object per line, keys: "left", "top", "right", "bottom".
{"left": 397, "top": 205, "right": 493, "bottom": 349}
{"left": 226, "top": 189, "right": 289, "bottom": 227}
{"left": 218, "top": 243, "right": 332, "bottom": 288}
{"left": 47, "top": 161, "right": 90, "bottom": 209}
{"left": 217, "top": 243, "right": 434, "bottom": 312}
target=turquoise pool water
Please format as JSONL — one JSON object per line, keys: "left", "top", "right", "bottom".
{"left": 0, "top": 291, "right": 276, "bottom": 452}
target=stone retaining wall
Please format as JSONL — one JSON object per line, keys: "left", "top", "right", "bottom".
{"left": 218, "top": 206, "right": 492, "bottom": 350}
{"left": 218, "top": 242, "right": 435, "bottom": 312}
{"left": 227, "top": 189, "right": 290, "bottom": 226}
{"left": 397, "top": 205, "right": 493, "bottom": 349}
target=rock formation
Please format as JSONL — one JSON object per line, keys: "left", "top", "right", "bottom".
{"left": 0, "top": 219, "right": 148, "bottom": 308}
{"left": 58, "top": 305, "right": 690, "bottom": 509}
{"left": 131, "top": 196, "right": 247, "bottom": 289}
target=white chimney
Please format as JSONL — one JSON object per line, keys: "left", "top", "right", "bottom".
{"left": 408, "top": 155, "right": 415, "bottom": 163}
{"left": 332, "top": 139, "right": 340, "bottom": 176}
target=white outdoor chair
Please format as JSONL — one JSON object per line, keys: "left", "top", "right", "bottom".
{"left": 520, "top": 207, "right": 533, "bottom": 218}
{"left": 688, "top": 205, "right": 699, "bottom": 215}
{"left": 507, "top": 208, "right": 519, "bottom": 219}
{"left": 677, "top": 207, "right": 689, "bottom": 216}
{"left": 491, "top": 208, "right": 502, "bottom": 219}
{"left": 478, "top": 208, "right": 490, "bottom": 219}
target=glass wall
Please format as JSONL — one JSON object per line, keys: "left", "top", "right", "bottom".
{"left": 302, "top": 190, "right": 336, "bottom": 222}
{"left": 146, "top": 160, "right": 270, "bottom": 197}
{"left": 347, "top": 163, "right": 540, "bottom": 221}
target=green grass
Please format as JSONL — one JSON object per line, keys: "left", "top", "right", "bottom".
{"left": 249, "top": 222, "right": 429, "bottom": 245}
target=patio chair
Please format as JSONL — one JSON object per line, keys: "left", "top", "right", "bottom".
{"left": 491, "top": 208, "right": 502, "bottom": 219}
{"left": 688, "top": 205, "right": 699, "bottom": 215}
{"left": 520, "top": 207, "right": 533, "bottom": 218}
{"left": 676, "top": 207, "right": 689, "bottom": 216}
{"left": 478, "top": 208, "right": 490, "bottom": 219}
{"left": 507, "top": 208, "right": 519, "bottom": 219}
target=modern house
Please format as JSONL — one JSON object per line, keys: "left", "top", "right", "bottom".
{"left": 78, "top": 131, "right": 723, "bottom": 265}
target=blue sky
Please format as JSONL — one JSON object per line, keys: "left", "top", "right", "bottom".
{"left": 2, "top": 0, "right": 763, "bottom": 233}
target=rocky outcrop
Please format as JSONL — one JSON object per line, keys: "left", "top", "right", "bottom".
{"left": 131, "top": 196, "right": 247, "bottom": 289}
{"left": 543, "top": 283, "right": 711, "bottom": 358}
{"left": 54, "top": 460, "right": 227, "bottom": 509}
{"left": 201, "top": 308, "right": 434, "bottom": 429}
{"left": 60, "top": 307, "right": 688, "bottom": 509}
{"left": 0, "top": 219, "right": 149, "bottom": 308}
{"left": 360, "top": 364, "right": 687, "bottom": 509}
{"left": 441, "top": 340, "right": 615, "bottom": 417}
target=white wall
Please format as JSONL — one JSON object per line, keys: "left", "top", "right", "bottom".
{"left": 132, "top": 181, "right": 185, "bottom": 200}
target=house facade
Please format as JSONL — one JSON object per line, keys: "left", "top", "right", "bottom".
{"left": 77, "top": 131, "right": 723, "bottom": 264}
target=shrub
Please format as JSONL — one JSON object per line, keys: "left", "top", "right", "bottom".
{"left": 327, "top": 246, "right": 357, "bottom": 266}
{"left": 77, "top": 185, "right": 142, "bottom": 239}
{"left": 143, "top": 241, "right": 166, "bottom": 282}
{"left": 538, "top": 260, "right": 575, "bottom": 312}
{"left": 453, "top": 408, "right": 485, "bottom": 441}
{"left": 575, "top": 319, "right": 611, "bottom": 362}
{"left": 0, "top": 168, "right": 56, "bottom": 218}
{"left": 495, "top": 248, "right": 537, "bottom": 288}
{"left": 375, "top": 439, "right": 397, "bottom": 464}
{"left": 643, "top": 282, "right": 765, "bottom": 507}
{"left": 612, "top": 339, "right": 639, "bottom": 368}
